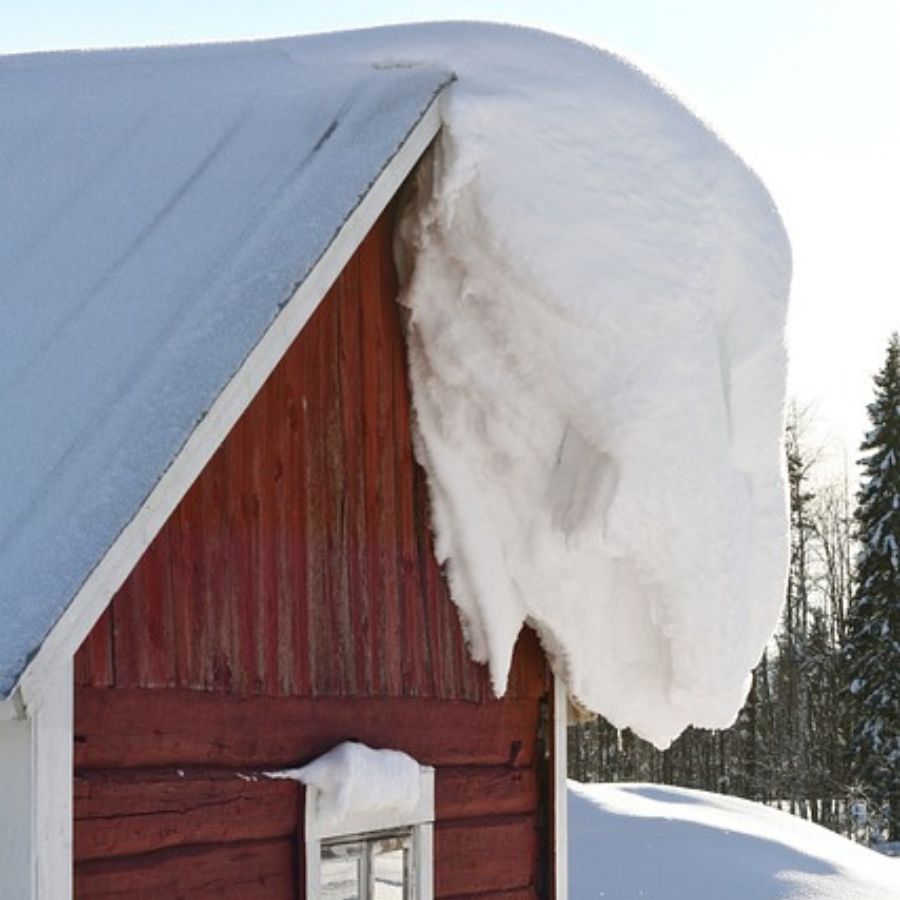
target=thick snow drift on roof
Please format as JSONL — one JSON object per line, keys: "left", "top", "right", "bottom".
{"left": 0, "top": 24, "right": 789, "bottom": 746}
{"left": 386, "top": 24, "right": 791, "bottom": 747}
{"left": 569, "top": 781, "right": 900, "bottom": 899}
{"left": 0, "top": 39, "right": 449, "bottom": 697}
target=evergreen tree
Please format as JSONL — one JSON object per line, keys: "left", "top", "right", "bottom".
{"left": 845, "top": 332, "right": 900, "bottom": 843}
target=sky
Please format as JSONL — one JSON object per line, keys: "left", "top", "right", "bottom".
{"left": 3, "top": 0, "right": 898, "bottom": 477}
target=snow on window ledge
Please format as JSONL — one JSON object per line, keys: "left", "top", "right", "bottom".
{"left": 267, "top": 741, "right": 434, "bottom": 900}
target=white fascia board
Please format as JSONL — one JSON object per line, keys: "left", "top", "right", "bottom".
{"left": 554, "top": 675, "right": 569, "bottom": 900}
{"left": 14, "top": 94, "right": 445, "bottom": 713}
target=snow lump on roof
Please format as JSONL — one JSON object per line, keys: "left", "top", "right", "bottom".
{"left": 386, "top": 23, "right": 791, "bottom": 748}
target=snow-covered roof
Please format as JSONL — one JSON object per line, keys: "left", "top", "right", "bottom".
{"left": 0, "top": 38, "right": 450, "bottom": 699}
{"left": 1, "top": 24, "right": 791, "bottom": 750}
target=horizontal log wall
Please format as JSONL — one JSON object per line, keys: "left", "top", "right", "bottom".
{"left": 73, "top": 207, "right": 552, "bottom": 897}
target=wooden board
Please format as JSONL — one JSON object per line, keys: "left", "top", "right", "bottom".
{"left": 74, "top": 771, "right": 301, "bottom": 862}
{"left": 75, "top": 690, "right": 540, "bottom": 770}
{"left": 435, "top": 816, "right": 539, "bottom": 897}
{"left": 74, "top": 839, "right": 297, "bottom": 898}
{"left": 436, "top": 766, "right": 538, "bottom": 821}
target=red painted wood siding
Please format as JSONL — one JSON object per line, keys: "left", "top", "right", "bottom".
{"left": 73, "top": 205, "right": 552, "bottom": 898}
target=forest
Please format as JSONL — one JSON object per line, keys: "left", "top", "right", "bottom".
{"left": 569, "top": 333, "right": 900, "bottom": 851}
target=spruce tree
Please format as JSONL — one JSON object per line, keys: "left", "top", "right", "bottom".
{"left": 845, "top": 332, "right": 900, "bottom": 844}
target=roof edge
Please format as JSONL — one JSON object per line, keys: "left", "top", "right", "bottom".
{"left": 9, "top": 88, "right": 447, "bottom": 713}
{"left": 0, "top": 696, "right": 21, "bottom": 720}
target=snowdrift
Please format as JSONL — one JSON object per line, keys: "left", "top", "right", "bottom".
{"left": 569, "top": 781, "right": 899, "bottom": 899}
{"left": 386, "top": 23, "right": 792, "bottom": 747}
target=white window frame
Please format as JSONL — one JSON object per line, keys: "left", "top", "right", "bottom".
{"left": 304, "top": 765, "right": 434, "bottom": 900}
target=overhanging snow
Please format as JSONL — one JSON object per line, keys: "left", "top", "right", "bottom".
{"left": 388, "top": 24, "right": 792, "bottom": 748}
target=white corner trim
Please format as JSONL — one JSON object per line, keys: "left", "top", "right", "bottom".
{"left": 14, "top": 94, "right": 446, "bottom": 712}
{"left": 33, "top": 660, "right": 73, "bottom": 900}
{"left": 0, "top": 660, "right": 72, "bottom": 900}
{"left": 554, "top": 675, "right": 569, "bottom": 900}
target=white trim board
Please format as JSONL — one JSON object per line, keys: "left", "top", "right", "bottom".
{"left": 554, "top": 676, "right": 569, "bottom": 900}
{"left": 13, "top": 94, "right": 445, "bottom": 713}
{"left": 0, "top": 660, "right": 72, "bottom": 899}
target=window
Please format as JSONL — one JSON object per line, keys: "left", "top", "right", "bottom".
{"left": 305, "top": 765, "right": 434, "bottom": 900}
{"left": 321, "top": 830, "right": 414, "bottom": 899}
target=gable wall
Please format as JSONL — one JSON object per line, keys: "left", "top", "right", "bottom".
{"left": 72, "top": 206, "right": 552, "bottom": 898}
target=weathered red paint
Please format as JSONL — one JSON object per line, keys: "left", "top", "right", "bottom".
{"left": 73, "top": 206, "right": 552, "bottom": 897}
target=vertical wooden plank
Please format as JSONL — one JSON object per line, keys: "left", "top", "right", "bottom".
{"left": 109, "top": 579, "right": 135, "bottom": 687}
{"left": 396, "top": 398, "right": 430, "bottom": 699}
{"left": 273, "top": 345, "right": 296, "bottom": 697}
{"left": 318, "top": 289, "right": 343, "bottom": 696}
{"left": 286, "top": 338, "right": 311, "bottom": 698}
{"left": 73, "top": 643, "right": 91, "bottom": 687}
{"left": 201, "top": 458, "right": 231, "bottom": 691}
{"left": 326, "top": 274, "right": 355, "bottom": 698}
{"left": 137, "top": 529, "right": 176, "bottom": 687}
{"left": 376, "top": 220, "right": 403, "bottom": 699}
{"left": 381, "top": 213, "right": 430, "bottom": 700}
{"left": 74, "top": 606, "right": 114, "bottom": 687}
{"left": 360, "top": 216, "right": 402, "bottom": 697}
{"left": 338, "top": 251, "right": 373, "bottom": 698}
{"left": 255, "top": 381, "right": 281, "bottom": 696}
{"left": 303, "top": 297, "right": 331, "bottom": 696}
{"left": 222, "top": 420, "right": 246, "bottom": 695}
{"left": 224, "top": 414, "right": 250, "bottom": 695}
{"left": 170, "top": 488, "right": 202, "bottom": 688}
{"left": 112, "top": 528, "right": 175, "bottom": 689}
{"left": 442, "top": 585, "right": 461, "bottom": 703}
{"left": 360, "top": 235, "right": 387, "bottom": 697}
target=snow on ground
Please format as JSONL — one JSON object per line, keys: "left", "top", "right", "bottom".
{"left": 569, "top": 781, "right": 899, "bottom": 899}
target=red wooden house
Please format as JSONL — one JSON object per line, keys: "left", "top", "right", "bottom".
{"left": 0, "top": 35, "right": 566, "bottom": 899}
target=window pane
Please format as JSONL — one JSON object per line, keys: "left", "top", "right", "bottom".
{"left": 372, "top": 834, "right": 411, "bottom": 900}
{"left": 322, "top": 840, "right": 364, "bottom": 900}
